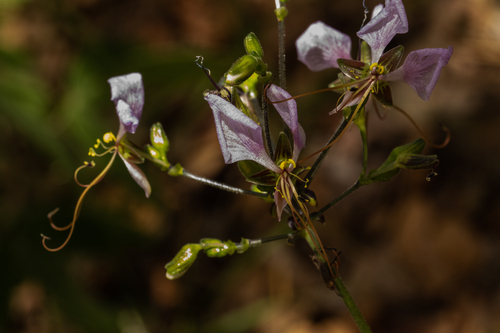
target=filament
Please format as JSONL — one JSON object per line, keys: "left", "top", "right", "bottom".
{"left": 43, "top": 150, "right": 118, "bottom": 252}
{"left": 74, "top": 161, "right": 96, "bottom": 187}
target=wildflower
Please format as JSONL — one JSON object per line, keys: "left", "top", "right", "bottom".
{"left": 296, "top": 0, "right": 452, "bottom": 113}
{"left": 204, "top": 84, "right": 305, "bottom": 221}
{"left": 42, "top": 73, "right": 151, "bottom": 251}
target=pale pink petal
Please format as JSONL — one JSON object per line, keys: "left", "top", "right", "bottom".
{"left": 296, "top": 21, "right": 352, "bottom": 71}
{"left": 266, "top": 84, "right": 306, "bottom": 161}
{"left": 205, "top": 94, "right": 280, "bottom": 173}
{"left": 119, "top": 154, "right": 152, "bottom": 198}
{"left": 381, "top": 46, "right": 453, "bottom": 101}
{"left": 357, "top": 0, "right": 408, "bottom": 63}
{"left": 108, "top": 73, "right": 144, "bottom": 134}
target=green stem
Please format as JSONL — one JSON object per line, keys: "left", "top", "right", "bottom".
{"left": 302, "top": 231, "right": 373, "bottom": 333}
{"left": 125, "top": 141, "right": 269, "bottom": 198}
{"left": 334, "top": 276, "right": 373, "bottom": 333}
{"left": 301, "top": 114, "right": 352, "bottom": 190}
{"left": 262, "top": 87, "right": 274, "bottom": 160}
{"left": 311, "top": 180, "right": 362, "bottom": 219}
{"left": 181, "top": 169, "right": 268, "bottom": 197}
{"left": 278, "top": 18, "right": 286, "bottom": 89}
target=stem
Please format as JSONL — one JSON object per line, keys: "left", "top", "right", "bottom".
{"left": 278, "top": 18, "right": 286, "bottom": 89}
{"left": 300, "top": 115, "right": 351, "bottom": 190}
{"left": 125, "top": 142, "right": 269, "bottom": 198}
{"left": 181, "top": 169, "right": 268, "bottom": 198}
{"left": 311, "top": 180, "right": 362, "bottom": 219}
{"left": 262, "top": 88, "right": 274, "bottom": 160}
{"left": 302, "top": 231, "right": 373, "bottom": 333}
{"left": 334, "top": 275, "right": 373, "bottom": 333}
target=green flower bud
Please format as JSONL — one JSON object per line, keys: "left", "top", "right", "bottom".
{"left": 146, "top": 144, "right": 161, "bottom": 159}
{"left": 168, "top": 163, "right": 184, "bottom": 177}
{"left": 150, "top": 122, "right": 170, "bottom": 157}
{"left": 244, "top": 32, "right": 264, "bottom": 58}
{"left": 165, "top": 244, "right": 202, "bottom": 280}
{"left": 200, "top": 238, "right": 236, "bottom": 258}
{"left": 274, "top": 6, "right": 288, "bottom": 21}
{"left": 225, "top": 55, "right": 259, "bottom": 86}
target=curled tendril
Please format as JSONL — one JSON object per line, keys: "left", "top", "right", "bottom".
{"left": 42, "top": 150, "right": 118, "bottom": 252}
{"left": 74, "top": 161, "right": 96, "bottom": 187}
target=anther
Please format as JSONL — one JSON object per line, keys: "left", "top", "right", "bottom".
{"left": 94, "top": 139, "right": 101, "bottom": 149}
{"left": 103, "top": 132, "right": 116, "bottom": 143}
{"left": 88, "top": 148, "right": 96, "bottom": 157}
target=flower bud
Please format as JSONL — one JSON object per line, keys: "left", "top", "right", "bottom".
{"left": 200, "top": 238, "right": 236, "bottom": 258}
{"left": 274, "top": 6, "right": 288, "bottom": 21}
{"left": 225, "top": 55, "right": 259, "bottom": 86}
{"left": 150, "top": 122, "right": 169, "bottom": 158}
{"left": 244, "top": 32, "right": 264, "bottom": 58}
{"left": 165, "top": 244, "right": 202, "bottom": 280}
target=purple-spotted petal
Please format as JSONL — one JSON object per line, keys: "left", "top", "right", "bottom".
{"left": 205, "top": 94, "right": 280, "bottom": 173}
{"left": 296, "top": 21, "right": 352, "bottom": 71}
{"left": 119, "top": 154, "right": 152, "bottom": 198}
{"left": 381, "top": 46, "right": 453, "bottom": 101}
{"left": 108, "top": 73, "right": 144, "bottom": 134}
{"left": 266, "top": 84, "right": 306, "bottom": 161}
{"left": 357, "top": 0, "right": 408, "bottom": 63}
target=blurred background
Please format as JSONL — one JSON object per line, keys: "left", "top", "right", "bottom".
{"left": 1, "top": 0, "right": 499, "bottom": 332}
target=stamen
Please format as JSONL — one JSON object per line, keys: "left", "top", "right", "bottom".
{"left": 369, "top": 63, "right": 385, "bottom": 75}
{"left": 42, "top": 150, "right": 118, "bottom": 252}
{"left": 74, "top": 161, "right": 96, "bottom": 187}
{"left": 279, "top": 158, "right": 296, "bottom": 170}
{"left": 94, "top": 139, "right": 101, "bottom": 149}
{"left": 103, "top": 132, "right": 116, "bottom": 143}
{"left": 371, "top": 97, "right": 388, "bottom": 120}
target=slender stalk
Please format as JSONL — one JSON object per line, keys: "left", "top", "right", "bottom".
{"left": 181, "top": 170, "right": 268, "bottom": 197}
{"left": 334, "top": 275, "right": 373, "bottom": 333}
{"left": 262, "top": 88, "right": 274, "bottom": 160}
{"left": 311, "top": 180, "right": 362, "bottom": 219}
{"left": 124, "top": 141, "right": 269, "bottom": 198}
{"left": 302, "top": 231, "right": 373, "bottom": 333}
{"left": 278, "top": 19, "right": 286, "bottom": 89}
{"left": 248, "top": 232, "right": 295, "bottom": 247}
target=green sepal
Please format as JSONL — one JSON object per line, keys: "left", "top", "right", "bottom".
{"left": 244, "top": 32, "right": 264, "bottom": 58}
{"left": 250, "top": 185, "right": 274, "bottom": 202}
{"left": 275, "top": 6, "right": 288, "bottom": 21}
{"left": 238, "top": 159, "right": 266, "bottom": 179}
{"left": 274, "top": 132, "right": 293, "bottom": 165}
{"left": 150, "top": 122, "right": 170, "bottom": 157}
{"left": 238, "top": 160, "right": 277, "bottom": 186}
{"left": 360, "top": 40, "right": 372, "bottom": 64}
{"left": 200, "top": 238, "right": 237, "bottom": 258}
{"left": 239, "top": 73, "right": 260, "bottom": 99}
{"left": 168, "top": 163, "right": 184, "bottom": 177}
{"left": 118, "top": 141, "right": 144, "bottom": 164}
{"left": 257, "top": 71, "right": 273, "bottom": 83}
{"left": 232, "top": 87, "right": 257, "bottom": 122}
{"left": 225, "top": 55, "right": 259, "bottom": 86}
{"left": 372, "top": 81, "right": 393, "bottom": 106}
{"left": 379, "top": 45, "right": 404, "bottom": 73}
{"left": 165, "top": 244, "right": 202, "bottom": 280}
{"left": 300, "top": 188, "right": 317, "bottom": 206}
{"left": 337, "top": 59, "right": 369, "bottom": 80}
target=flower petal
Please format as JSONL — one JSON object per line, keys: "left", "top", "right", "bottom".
{"left": 381, "top": 46, "right": 453, "bottom": 101}
{"left": 266, "top": 84, "right": 306, "bottom": 161}
{"left": 205, "top": 94, "right": 280, "bottom": 173}
{"left": 274, "top": 190, "right": 287, "bottom": 222}
{"left": 119, "top": 154, "right": 152, "bottom": 198}
{"left": 108, "top": 73, "right": 144, "bottom": 134}
{"left": 296, "top": 21, "right": 352, "bottom": 71}
{"left": 357, "top": 0, "right": 408, "bottom": 63}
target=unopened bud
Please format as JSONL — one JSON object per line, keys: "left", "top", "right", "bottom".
{"left": 200, "top": 238, "right": 236, "bottom": 258}
{"left": 244, "top": 32, "right": 264, "bottom": 58}
{"left": 225, "top": 55, "right": 259, "bottom": 86}
{"left": 150, "top": 122, "right": 170, "bottom": 157}
{"left": 165, "top": 244, "right": 202, "bottom": 280}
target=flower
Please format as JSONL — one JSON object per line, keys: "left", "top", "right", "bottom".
{"left": 296, "top": 0, "right": 452, "bottom": 110}
{"left": 43, "top": 73, "right": 150, "bottom": 251}
{"left": 204, "top": 84, "right": 306, "bottom": 221}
